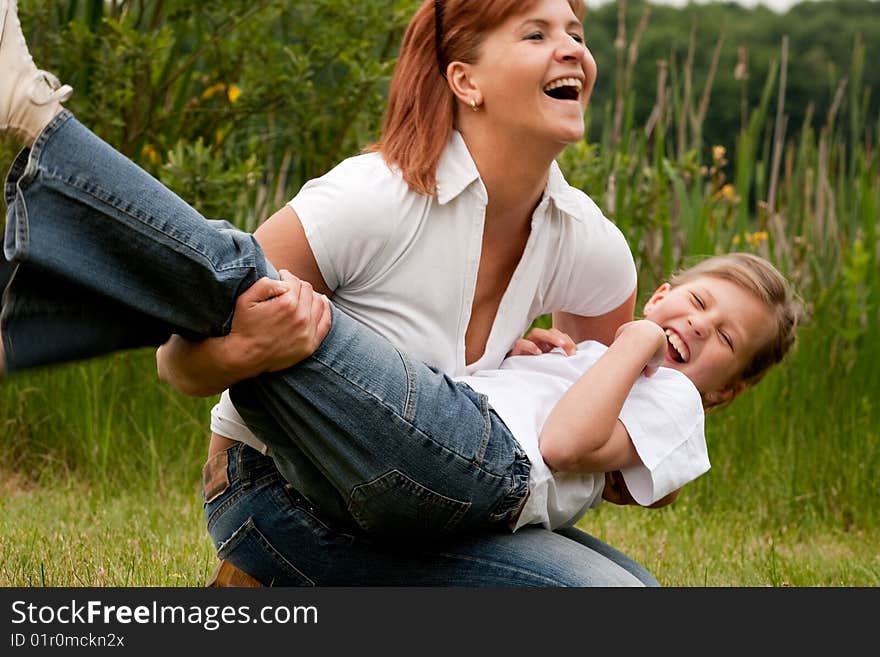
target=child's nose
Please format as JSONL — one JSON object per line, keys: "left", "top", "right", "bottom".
{"left": 688, "top": 315, "right": 708, "bottom": 338}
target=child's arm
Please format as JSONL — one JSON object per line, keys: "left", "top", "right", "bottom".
{"left": 539, "top": 320, "right": 667, "bottom": 473}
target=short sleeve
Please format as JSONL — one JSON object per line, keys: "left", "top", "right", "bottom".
{"left": 617, "top": 368, "right": 710, "bottom": 505}
{"left": 542, "top": 192, "right": 637, "bottom": 318}
{"left": 289, "top": 154, "right": 400, "bottom": 291}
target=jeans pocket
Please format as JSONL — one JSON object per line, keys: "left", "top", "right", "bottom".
{"left": 217, "top": 517, "right": 316, "bottom": 587}
{"left": 347, "top": 469, "right": 471, "bottom": 538}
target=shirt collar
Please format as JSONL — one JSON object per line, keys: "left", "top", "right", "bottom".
{"left": 543, "top": 160, "right": 584, "bottom": 223}
{"left": 435, "top": 130, "right": 483, "bottom": 205}
{"left": 435, "top": 130, "right": 583, "bottom": 223}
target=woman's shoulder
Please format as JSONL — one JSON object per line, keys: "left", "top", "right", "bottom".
{"left": 322, "top": 151, "right": 406, "bottom": 188}
{"left": 294, "top": 151, "right": 418, "bottom": 215}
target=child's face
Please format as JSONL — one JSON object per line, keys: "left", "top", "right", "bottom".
{"left": 642, "top": 275, "right": 776, "bottom": 405}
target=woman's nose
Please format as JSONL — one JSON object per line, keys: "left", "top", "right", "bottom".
{"left": 555, "top": 36, "right": 586, "bottom": 62}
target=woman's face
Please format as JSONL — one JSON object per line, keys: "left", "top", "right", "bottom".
{"left": 468, "top": 0, "right": 596, "bottom": 146}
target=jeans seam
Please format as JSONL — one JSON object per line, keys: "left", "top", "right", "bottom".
{"left": 216, "top": 517, "right": 316, "bottom": 587}
{"left": 396, "top": 349, "right": 418, "bottom": 422}
{"left": 37, "top": 167, "right": 255, "bottom": 274}
{"left": 206, "top": 470, "right": 285, "bottom": 532}
{"left": 472, "top": 392, "right": 491, "bottom": 466}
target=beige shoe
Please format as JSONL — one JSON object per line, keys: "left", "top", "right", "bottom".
{"left": 0, "top": 0, "right": 73, "bottom": 145}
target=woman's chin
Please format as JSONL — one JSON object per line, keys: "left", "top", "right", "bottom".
{"left": 557, "top": 123, "right": 586, "bottom": 145}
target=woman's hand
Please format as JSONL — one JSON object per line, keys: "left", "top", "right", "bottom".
{"left": 156, "top": 270, "right": 331, "bottom": 396}
{"left": 225, "top": 269, "right": 331, "bottom": 375}
{"left": 508, "top": 327, "right": 578, "bottom": 357}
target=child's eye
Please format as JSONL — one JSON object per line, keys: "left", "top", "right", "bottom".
{"left": 720, "top": 331, "right": 734, "bottom": 350}
{"left": 691, "top": 293, "right": 705, "bottom": 309}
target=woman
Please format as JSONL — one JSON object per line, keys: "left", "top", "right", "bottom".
{"left": 2, "top": 0, "right": 660, "bottom": 585}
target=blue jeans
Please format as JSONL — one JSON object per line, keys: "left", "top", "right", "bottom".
{"left": 2, "top": 110, "right": 272, "bottom": 371}
{"left": 2, "top": 111, "right": 659, "bottom": 585}
{"left": 229, "top": 302, "right": 531, "bottom": 538}
{"left": 204, "top": 443, "right": 656, "bottom": 586}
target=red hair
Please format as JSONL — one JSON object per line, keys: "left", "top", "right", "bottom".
{"left": 367, "top": 0, "right": 586, "bottom": 196}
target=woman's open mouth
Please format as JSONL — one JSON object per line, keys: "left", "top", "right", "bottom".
{"left": 542, "top": 77, "right": 583, "bottom": 101}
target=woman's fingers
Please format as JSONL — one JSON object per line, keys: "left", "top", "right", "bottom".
{"left": 508, "top": 338, "right": 542, "bottom": 357}
{"left": 522, "top": 327, "right": 578, "bottom": 355}
{"left": 241, "top": 275, "right": 289, "bottom": 305}
{"left": 314, "top": 294, "right": 333, "bottom": 344}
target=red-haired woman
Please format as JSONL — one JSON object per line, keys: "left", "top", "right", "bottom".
{"left": 1, "top": 0, "right": 660, "bottom": 585}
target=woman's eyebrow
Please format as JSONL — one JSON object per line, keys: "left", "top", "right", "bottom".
{"left": 518, "top": 18, "right": 584, "bottom": 32}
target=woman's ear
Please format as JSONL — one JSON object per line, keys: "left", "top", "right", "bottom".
{"left": 643, "top": 282, "right": 671, "bottom": 315}
{"left": 447, "top": 61, "right": 482, "bottom": 108}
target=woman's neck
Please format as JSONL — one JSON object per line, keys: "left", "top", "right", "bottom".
{"left": 459, "top": 124, "right": 561, "bottom": 231}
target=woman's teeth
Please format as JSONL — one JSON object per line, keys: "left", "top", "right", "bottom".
{"left": 665, "top": 329, "right": 689, "bottom": 363}
{"left": 543, "top": 77, "right": 582, "bottom": 100}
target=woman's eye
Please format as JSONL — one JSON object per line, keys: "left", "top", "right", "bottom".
{"left": 571, "top": 33, "right": 585, "bottom": 44}
{"left": 525, "top": 32, "right": 544, "bottom": 41}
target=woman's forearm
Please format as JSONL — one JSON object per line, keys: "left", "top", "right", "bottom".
{"left": 539, "top": 320, "right": 665, "bottom": 472}
{"left": 157, "top": 334, "right": 249, "bottom": 397}
{"left": 156, "top": 273, "right": 332, "bottom": 397}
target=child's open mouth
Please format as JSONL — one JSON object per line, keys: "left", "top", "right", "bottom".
{"left": 665, "top": 329, "right": 689, "bottom": 363}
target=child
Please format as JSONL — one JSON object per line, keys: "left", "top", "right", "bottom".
{"left": 457, "top": 252, "right": 801, "bottom": 530}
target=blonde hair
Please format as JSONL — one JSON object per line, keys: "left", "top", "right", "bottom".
{"left": 669, "top": 252, "right": 804, "bottom": 390}
{"left": 366, "top": 0, "right": 586, "bottom": 195}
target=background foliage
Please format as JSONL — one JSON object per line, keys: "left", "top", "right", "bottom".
{"left": 1, "top": 0, "right": 877, "bottom": 585}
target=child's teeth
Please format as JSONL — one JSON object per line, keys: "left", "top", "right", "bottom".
{"left": 665, "top": 329, "right": 689, "bottom": 362}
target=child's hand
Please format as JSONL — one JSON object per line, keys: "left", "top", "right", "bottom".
{"left": 507, "top": 327, "right": 578, "bottom": 357}
{"left": 613, "top": 320, "right": 667, "bottom": 377}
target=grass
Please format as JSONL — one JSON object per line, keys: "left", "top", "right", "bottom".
{"left": 0, "top": 470, "right": 215, "bottom": 587}
{"left": 585, "top": 503, "right": 880, "bottom": 587}
{"left": 2, "top": 465, "right": 876, "bottom": 587}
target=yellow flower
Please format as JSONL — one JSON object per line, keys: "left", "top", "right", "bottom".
{"left": 712, "top": 145, "right": 726, "bottom": 162}
{"left": 227, "top": 84, "right": 242, "bottom": 103}
{"left": 734, "top": 231, "right": 769, "bottom": 247}
{"left": 721, "top": 184, "right": 736, "bottom": 201}
{"left": 141, "top": 144, "right": 160, "bottom": 166}
{"left": 201, "top": 82, "right": 225, "bottom": 100}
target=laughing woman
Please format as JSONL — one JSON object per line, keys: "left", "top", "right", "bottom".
{"left": 1, "top": 0, "right": 662, "bottom": 585}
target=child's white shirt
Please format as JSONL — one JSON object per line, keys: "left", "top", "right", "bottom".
{"left": 456, "top": 340, "right": 710, "bottom": 531}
